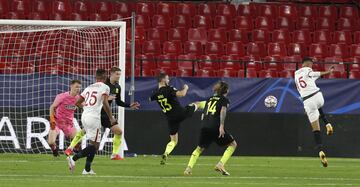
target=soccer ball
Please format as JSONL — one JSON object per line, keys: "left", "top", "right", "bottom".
{"left": 264, "top": 95, "right": 277, "bottom": 108}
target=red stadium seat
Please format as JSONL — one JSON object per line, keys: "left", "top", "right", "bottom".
{"left": 339, "top": 6, "right": 358, "bottom": 19}
{"left": 346, "top": 57, "right": 360, "bottom": 71}
{"left": 267, "top": 43, "right": 287, "bottom": 57}
{"left": 146, "top": 28, "right": 167, "bottom": 42}
{"left": 263, "top": 56, "right": 284, "bottom": 71}
{"left": 176, "top": 69, "right": 193, "bottom": 77}
{"left": 69, "top": 12, "right": 86, "bottom": 21}
{"left": 333, "top": 31, "right": 352, "bottom": 44}
{"left": 136, "top": 2, "right": 154, "bottom": 16}
{"left": 188, "top": 28, "right": 207, "bottom": 44}
{"left": 234, "top": 16, "right": 253, "bottom": 31}
{"left": 237, "top": 4, "right": 256, "bottom": 17}
{"left": 142, "top": 68, "right": 154, "bottom": 77}
{"left": 113, "top": 1, "right": 131, "bottom": 16}
{"left": 278, "top": 5, "right": 297, "bottom": 18}
{"left": 176, "top": 3, "right": 196, "bottom": 16}
{"left": 137, "top": 54, "right": 156, "bottom": 70}
{"left": 152, "top": 15, "right": 171, "bottom": 28}
{"left": 251, "top": 29, "right": 270, "bottom": 43}
{"left": 316, "top": 17, "right": 335, "bottom": 30}
{"left": 198, "top": 55, "right": 219, "bottom": 70}
{"left": 218, "top": 69, "right": 238, "bottom": 77}
{"left": 177, "top": 54, "right": 197, "bottom": 70}
{"left": 313, "top": 30, "right": 332, "bottom": 44}
{"left": 319, "top": 6, "right": 337, "bottom": 19}
{"left": 288, "top": 43, "right": 308, "bottom": 57}
{"left": 28, "top": 12, "right": 47, "bottom": 20}
{"left": 244, "top": 56, "right": 262, "bottom": 71}
{"left": 324, "top": 57, "right": 345, "bottom": 72}
{"left": 168, "top": 28, "right": 186, "bottom": 42}
{"left": 276, "top": 17, "right": 295, "bottom": 31}
{"left": 255, "top": 16, "right": 274, "bottom": 30}
{"left": 157, "top": 54, "right": 178, "bottom": 69}
{"left": 337, "top": 18, "right": 355, "bottom": 31}
{"left": 110, "top": 13, "right": 126, "bottom": 21}
{"left": 94, "top": 1, "right": 112, "bottom": 15}
{"left": 292, "top": 30, "right": 311, "bottom": 44}
{"left": 296, "top": 17, "right": 315, "bottom": 31}
{"left": 89, "top": 13, "right": 109, "bottom": 21}
{"left": 208, "top": 28, "right": 227, "bottom": 42}
{"left": 272, "top": 30, "right": 291, "bottom": 43}
{"left": 238, "top": 70, "right": 245, "bottom": 78}
{"left": 5, "top": 12, "right": 25, "bottom": 19}
{"left": 349, "top": 71, "right": 360, "bottom": 79}
{"left": 324, "top": 70, "right": 344, "bottom": 79}
{"left": 225, "top": 42, "right": 245, "bottom": 56}
{"left": 196, "top": 69, "right": 216, "bottom": 77}
{"left": 184, "top": 41, "right": 203, "bottom": 55}
{"left": 309, "top": 44, "right": 328, "bottom": 58}
{"left": 350, "top": 44, "right": 360, "bottom": 57}
{"left": 214, "top": 15, "right": 232, "bottom": 29}
{"left": 246, "top": 68, "right": 258, "bottom": 78}
{"left": 258, "top": 70, "right": 277, "bottom": 78}
{"left": 172, "top": 15, "right": 191, "bottom": 28}
{"left": 197, "top": 3, "right": 216, "bottom": 16}
{"left": 354, "top": 32, "right": 360, "bottom": 44}
{"left": 156, "top": 2, "right": 175, "bottom": 16}
{"left": 283, "top": 55, "right": 302, "bottom": 66}
{"left": 11, "top": 0, "right": 30, "bottom": 15}
{"left": 52, "top": 0, "right": 71, "bottom": 15}
{"left": 228, "top": 29, "right": 249, "bottom": 43}
{"left": 246, "top": 42, "right": 267, "bottom": 57}
{"left": 205, "top": 42, "right": 224, "bottom": 55}
{"left": 136, "top": 15, "right": 151, "bottom": 28}
{"left": 258, "top": 4, "right": 277, "bottom": 18}
{"left": 329, "top": 44, "right": 349, "bottom": 58}
{"left": 163, "top": 41, "right": 182, "bottom": 55}
{"left": 220, "top": 55, "right": 243, "bottom": 70}
{"left": 0, "top": 0, "right": 9, "bottom": 15}
{"left": 127, "top": 28, "right": 145, "bottom": 41}
{"left": 142, "top": 40, "right": 161, "bottom": 55}
{"left": 217, "top": 4, "right": 236, "bottom": 17}
{"left": 126, "top": 41, "right": 141, "bottom": 55}
{"left": 193, "top": 15, "right": 212, "bottom": 28}
{"left": 279, "top": 70, "right": 294, "bottom": 78}
{"left": 298, "top": 5, "right": 318, "bottom": 18}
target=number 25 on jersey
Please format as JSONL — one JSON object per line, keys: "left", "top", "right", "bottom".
{"left": 84, "top": 91, "right": 98, "bottom": 106}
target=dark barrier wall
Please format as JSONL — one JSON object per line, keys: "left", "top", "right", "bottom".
{"left": 124, "top": 111, "right": 360, "bottom": 157}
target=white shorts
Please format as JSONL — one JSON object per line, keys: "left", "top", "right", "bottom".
{"left": 303, "top": 92, "right": 324, "bottom": 123}
{"left": 81, "top": 115, "right": 102, "bottom": 142}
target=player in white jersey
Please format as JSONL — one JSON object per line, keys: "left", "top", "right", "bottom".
{"left": 294, "top": 57, "right": 334, "bottom": 167}
{"left": 66, "top": 69, "right": 117, "bottom": 175}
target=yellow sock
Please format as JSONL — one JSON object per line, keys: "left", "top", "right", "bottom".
{"left": 112, "top": 134, "right": 122, "bottom": 155}
{"left": 187, "top": 147, "right": 202, "bottom": 168}
{"left": 219, "top": 146, "right": 236, "bottom": 165}
{"left": 164, "top": 140, "right": 177, "bottom": 155}
{"left": 69, "top": 130, "right": 85, "bottom": 149}
{"left": 198, "top": 101, "right": 206, "bottom": 110}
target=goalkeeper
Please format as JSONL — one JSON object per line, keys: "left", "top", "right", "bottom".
{"left": 48, "top": 80, "right": 82, "bottom": 157}
{"left": 65, "top": 67, "right": 140, "bottom": 160}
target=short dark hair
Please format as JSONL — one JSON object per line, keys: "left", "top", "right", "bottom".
{"left": 96, "top": 69, "right": 107, "bottom": 79}
{"left": 70, "top": 79, "right": 81, "bottom": 85}
{"left": 216, "top": 81, "right": 229, "bottom": 96}
{"left": 157, "top": 72, "right": 167, "bottom": 82}
{"left": 302, "top": 57, "right": 313, "bottom": 64}
{"left": 110, "top": 67, "right": 121, "bottom": 73}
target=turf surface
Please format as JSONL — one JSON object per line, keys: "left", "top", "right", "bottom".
{"left": 0, "top": 153, "right": 359, "bottom": 187}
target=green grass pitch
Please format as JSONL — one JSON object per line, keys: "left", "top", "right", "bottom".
{"left": 0, "top": 153, "right": 360, "bottom": 187}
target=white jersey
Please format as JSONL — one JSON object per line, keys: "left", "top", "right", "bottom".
{"left": 294, "top": 67, "right": 321, "bottom": 98}
{"left": 80, "top": 82, "right": 110, "bottom": 118}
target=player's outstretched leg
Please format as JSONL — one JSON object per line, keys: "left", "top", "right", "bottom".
{"left": 110, "top": 125, "right": 123, "bottom": 160}
{"left": 318, "top": 108, "right": 333, "bottom": 135}
{"left": 67, "top": 142, "right": 98, "bottom": 174}
{"left": 65, "top": 129, "right": 85, "bottom": 156}
{"left": 48, "top": 129, "right": 59, "bottom": 157}
{"left": 215, "top": 141, "right": 237, "bottom": 176}
{"left": 161, "top": 133, "right": 178, "bottom": 165}
{"left": 311, "top": 120, "right": 328, "bottom": 167}
{"left": 184, "top": 147, "right": 204, "bottom": 175}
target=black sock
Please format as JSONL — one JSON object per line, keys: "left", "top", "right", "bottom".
{"left": 85, "top": 145, "right": 96, "bottom": 172}
{"left": 313, "top": 130, "right": 323, "bottom": 152}
{"left": 73, "top": 146, "right": 92, "bottom": 161}
{"left": 318, "top": 108, "right": 329, "bottom": 124}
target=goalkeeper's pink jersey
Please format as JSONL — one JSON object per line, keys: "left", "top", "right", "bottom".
{"left": 53, "top": 92, "right": 79, "bottom": 124}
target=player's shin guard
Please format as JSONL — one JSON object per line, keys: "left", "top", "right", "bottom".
{"left": 219, "top": 145, "right": 236, "bottom": 166}
{"left": 85, "top": 145, "right": 96, "bottom": 172}
{"left": 112, "top": 134, "right": 122, "bottom": 155}
{"left": 313, "top": 130, "right": 324, "bottom": 152}
{"left": 164, "top": 140, "right": 177, "bottom": 156}
{"left": 318, "top": 108, "right": 330, "bottom": 124}
{"left": 69, "top": 130, "right": 85, "bottom": 149}
{"left": 187, "top": 147, "right": 202, "bottom": 168}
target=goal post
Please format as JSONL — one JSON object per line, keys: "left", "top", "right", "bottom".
{"left": 0, "top": 19, "right": 127, "bottom": 157}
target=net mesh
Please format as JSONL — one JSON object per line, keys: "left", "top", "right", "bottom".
{"left": 0, "top": 23, "right": 125, "bottom": 155}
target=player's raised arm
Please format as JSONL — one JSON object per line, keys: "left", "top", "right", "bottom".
{"left": 319, "top": 65, "right": 335, "bottom": 76}
{"left": 176, "top": 84, "right": 189, "bottom": 97}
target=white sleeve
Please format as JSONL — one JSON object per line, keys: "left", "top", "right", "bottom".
{"left": 80, "top": 89, "right": 87, "bottom": 99}
{"left": 308, "top": 70, "right": 321, "bottom": 78}
{"left": 102, "top": 85, "right": 110, "bottom": 96}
